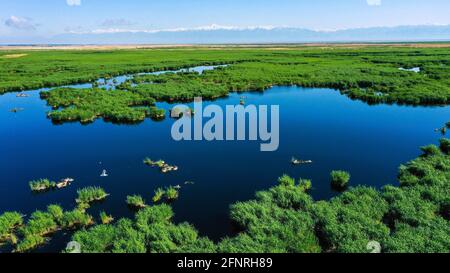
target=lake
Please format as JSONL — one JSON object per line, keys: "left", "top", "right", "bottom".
{"left": 0, "top": 68, "right": 448, "bottom": 252}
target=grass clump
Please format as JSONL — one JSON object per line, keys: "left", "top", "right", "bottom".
{"left": 126, "top": 195, "right": 147, "bottom": 209}
{"left": 330, "top": 170, "right": 351, "bottom": 189}
{"left": 29, "top": 179, "right": 56, "bottom": 192}
{"left": 76, "top": 187, "right": 109, "bottom": 204}
{"left": 165, "top": 186, "right": 179, "bottom": 201}
{"left": 152, "top": 188, "right": 165, "bottom": 203}
{"left": 100, "top": 212, "right": 114, "bottom": 225}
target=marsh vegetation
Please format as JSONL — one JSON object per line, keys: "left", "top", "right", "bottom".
{"left": 29, "top": 179, "right": 56, "bottom": 192}
{"left": 330, "top": 170, "right": 351, "bottom": 190}
{"left": 144, "top": 158, "right": 178, "bottom": 173}
{"left": 0, "top": 46, "right": 449, "bottom": 253}
{"left": 76, "top": 187, "right": 109, "bottom": 205}
{"left": 2, "top": 47, "right": 448, "bottom": 124}
{"left": 126, "top": 195, "right": 147, "bottom": 209}
{"left": 13, "top": 204, "right": 94, "bottom": 252}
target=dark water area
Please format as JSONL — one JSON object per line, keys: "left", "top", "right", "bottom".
{"left": 0, "top": 68, "right": 448, "bottom": 252}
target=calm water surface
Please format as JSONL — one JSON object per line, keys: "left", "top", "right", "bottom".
{"left": 0, "top": 69, "right": 448, "bottom": 252}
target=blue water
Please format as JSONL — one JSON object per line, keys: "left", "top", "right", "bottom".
{"left": 0, "top": 76, "right": 448, "bottom": 252}
{"left": 64, "top": 64, "right": 227, "bottom": 90}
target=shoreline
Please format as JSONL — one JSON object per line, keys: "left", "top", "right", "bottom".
{"left": 2, "top": 42, "right": 450, "bottom": 51}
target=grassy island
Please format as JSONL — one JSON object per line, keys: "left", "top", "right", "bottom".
{"left": 29, "top": 178, "right": 73, "bottom": 192}
{"left": 151, "top": 187, "right": 180, "bottom": 203}
{"left": 165, "top": 186, "right": 180, "bottom": 201}
{"left": 29, "top": 179, "right": 56, "bottom": 192}
{"left": 144, "top": 158, "right": 178, "bottom": 173}
{"left": 76, "top": 187, "right": 109, "bottom": 204}
{"left": 126, "top": 195, "right": 147, "bottom": 209}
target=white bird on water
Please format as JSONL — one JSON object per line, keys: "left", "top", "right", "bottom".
{"left": 100, "top": 170, "right": 108, "bottom": 177}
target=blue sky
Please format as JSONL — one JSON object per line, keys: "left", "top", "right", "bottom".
{"left": 1, "top": 0, "right": 450, "bottom": 39}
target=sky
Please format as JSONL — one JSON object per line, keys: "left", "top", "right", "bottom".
{"left": 1, "top": 0, "right": 450, "bottom": 42}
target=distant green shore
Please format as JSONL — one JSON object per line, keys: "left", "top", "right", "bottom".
{"left": 1, "top": 46, "right": 449, "bottom": 124}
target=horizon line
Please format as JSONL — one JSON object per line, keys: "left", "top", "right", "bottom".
{"left": 2, "top": 41, "right": 450, "bottom": 49}
{"left": 63, "top": 23, "right": 450, "bottom": 35}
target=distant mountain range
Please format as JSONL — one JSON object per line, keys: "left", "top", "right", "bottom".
{"left": 3, "top": 25, "right": 450, "bottom": 45}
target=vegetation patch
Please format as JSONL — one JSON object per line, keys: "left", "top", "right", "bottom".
{"left": 29, "top": 179, "right": 56, "bottom": 192}
{"left": 76, "top": 187, "right": 109, "bottom": 204}
{"left": 0, "top": 212, "right": 23, "bottom": 245}
{"left": 144, "top": 158, "right": 178, "bottom": 173}
{"left": 14, "top": 204, "right": 94, "bottom": 252}
{"left": 152, "top": 188, "right": 166, "bottom": 203}
{"left": 29, "top": 178, "right": 73, "bottom": 192}
{"left": 126, "top": 195, "right": 147, "bottom": 209}
{"left": 2, "top": 48, "right": 448, "bottom": 124}
{"left": 100, "top": 212, "right": 114, "bottom": 225}
{"left": 330, "top": 170, "right": 351, "bottom": 190}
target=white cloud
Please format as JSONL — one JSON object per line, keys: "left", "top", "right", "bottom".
{"left": 367, "top": 0, "right": 381, "bottom": 6}
{"left": 4, "top": 16, "right": 37, "bottom": 30}
{"left": 66, "top": 0, "right": 81, "bottom": 6}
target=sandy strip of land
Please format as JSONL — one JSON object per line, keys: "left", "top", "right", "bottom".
{"left": 0, "top": 53, "right": 28, "bottom": 58}
{"left": 1, "top": 43, "right": 450, "bottom": 51}
{"left": 0, "top": 44, "right": 196, "bottom": 51}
